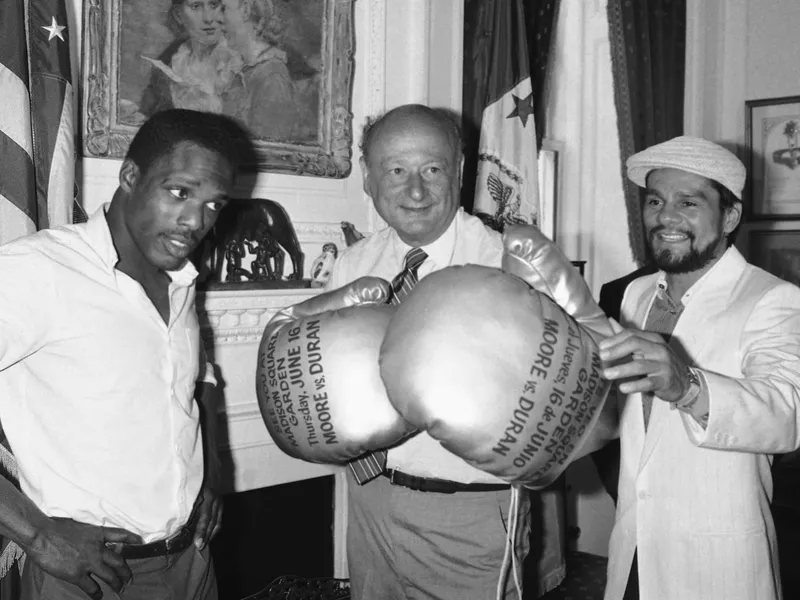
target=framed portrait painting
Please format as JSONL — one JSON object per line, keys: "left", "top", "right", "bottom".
{"left": 82, "top": 0, "right": 355, "bottom": 178}
{"left": 746, "top": 95, "right": 800, "bottom": 219}
{"left": 748, "top": 228, "right": 800, "bottom": 287}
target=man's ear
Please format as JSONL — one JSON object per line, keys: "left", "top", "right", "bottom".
{"left": 119, "top": 158, "right": 139, "bottom": 193}
{"left": 359, "top": 156, "right": 372, "bottom": 197}
{"left": 724, "top": 200, "right": 743, "bottom": 236}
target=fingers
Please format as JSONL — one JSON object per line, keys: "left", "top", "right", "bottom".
{"left": 77, "top": 574, "right": 103, "bottom": 600}
{"left": 100, "top": 527, "right": 144, "bottom": 546}
{"left": 208, "top": 499, "right": 223, "bottom": 543}
{"left": 608, "top": 317, "right": 624, "bottom": 335}
{"left": 603, "top": 358, "right": 662, "bottom": 383}
{"left": 194, "top": 496, "right": 223, "bottom": 550}
{"left": 617, "top": 377, "right": 659, "bottom": 395}
{"left": 599, "top": 330, "right": 666, "bottom": 365}
{"left": 88, "top": 561, "right": 124, "bottom": 595}
{"left": 101, "top": 547, "right": 133, "bottom": 583}
{"left": 193, "top": 508, "right": 211, "bottom": 551}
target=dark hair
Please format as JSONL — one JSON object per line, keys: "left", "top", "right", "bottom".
{"left": 710, "top": 179, "right": 743, "bottom": 246}
{"left": 125, "top": 109, "right": 253, "bottom": 175}
{"left": 359, "top": 104, "right": 464, "bottom": 166}
{"left": 167, "top": 0, "right": 189, "bottom": 38}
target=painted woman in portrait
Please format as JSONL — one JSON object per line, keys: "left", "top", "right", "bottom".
{"left": 139, "top": 0, "right": 244, "bottom": 116}
{"left": 220, "top": 0, "right": 301, "bottom": 141}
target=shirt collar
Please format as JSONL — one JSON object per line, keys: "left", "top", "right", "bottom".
{"left": 390, "top": 208, "right": 460, "bottom": 270}
{"left": 656, "top": 245, "right": 737, "bottom": 305}
{"left": 84, "top": 204, "right": 198, "bottom": 287}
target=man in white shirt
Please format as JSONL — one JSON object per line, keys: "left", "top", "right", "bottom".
{"left": 325, "top": 104, "right": 532, "bottom": 599}
{"left": 0, "top": 109, "right": 247, "bottom": 599}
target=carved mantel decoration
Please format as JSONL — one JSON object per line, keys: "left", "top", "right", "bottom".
{"left": 199, "top": 288, "right": 318, "bottom": 347}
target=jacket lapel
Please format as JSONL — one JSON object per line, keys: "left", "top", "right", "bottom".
{"left": 630, "top": 248, "right": 749, "bottom": 473}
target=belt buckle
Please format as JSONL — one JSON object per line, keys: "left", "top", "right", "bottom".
{"left": 389, "top": 469, "right": 397, "bottom": 485}
{"left": 164, "top": 535, "right": 172, "bottom": 555}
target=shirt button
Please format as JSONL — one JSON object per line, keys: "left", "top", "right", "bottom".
{"left": 638, "top": 491, "right": 647, "bottom": 500}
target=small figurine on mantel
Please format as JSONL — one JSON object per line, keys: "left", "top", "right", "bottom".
{"left": 245, "top": 234, "right": 283, "bottom": 282}
{"left": 198, "top": 198, "right": 310, "bottom": 290}
{"left": 224, "top": 239, "right": 249, "bottom": 282}
{"left": 310, "top": 243, "right": 338, "bottom": 287}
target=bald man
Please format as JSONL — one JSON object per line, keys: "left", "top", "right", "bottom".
{"left": 325, "top": 104, "right": 533, "bottom": 599}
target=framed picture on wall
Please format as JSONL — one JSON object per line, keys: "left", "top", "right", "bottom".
{"left": 745, "top": 95, "right": 800, "bottom": 219}
{"left": 82, "top": 0, "right": 355, "bottom": 178}
{"left": 748, "top": 228, "right": 800, "bottom": 287}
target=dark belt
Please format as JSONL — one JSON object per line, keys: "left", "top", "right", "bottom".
{"left": 383, "top": 469, "right": 510, "bottom": 494}
{"left": 116, "top": 513, "right": 197, "bottom": 560}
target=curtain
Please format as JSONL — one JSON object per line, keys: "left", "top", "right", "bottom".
{"left": 524, "top": 0, "right": 560, "bottom": 152}
{"left": 607, "top": 0, "right": 686, "bottom": 265}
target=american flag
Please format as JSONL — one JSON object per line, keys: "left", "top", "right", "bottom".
{"left": 0, "top": 0, "right": 75, "bottom": 246}
{"left": 469, "top": 0, "right": 541, "bottom": 236}
{"left": 0, "top": 0, "right": 75, "bottom": 578}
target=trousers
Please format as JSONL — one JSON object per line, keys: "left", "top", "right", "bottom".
{"left": 347, "top": 470, "right": 531, "bottom": 600}
{"left": 20, "top": 541, "right": 217, "bottom": 600}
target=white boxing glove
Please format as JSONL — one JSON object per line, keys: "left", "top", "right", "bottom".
{"left": 257, "top": 277, "right": 416, "bottom": 464}
{"left": 379, "top": 265, "right": 612, "bottom": 489}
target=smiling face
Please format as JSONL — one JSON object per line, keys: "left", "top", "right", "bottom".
{"left": 360, "top": 110, "right": 462, "bottom": 247}
{"left": 176, "top": 0, "right": 224, "bottom": 46}
{"left": 116, "top": 141, "right": 234, "bottom": 273}
{"left": 643, "top": 168, "right": 741, "bottom": 276}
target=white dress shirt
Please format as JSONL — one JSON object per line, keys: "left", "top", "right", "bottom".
{"left": 0, "top": 206, "right": 207, "bottom": 542}
{"left": 326, "top": 208, "right": 505, "bottom": 483}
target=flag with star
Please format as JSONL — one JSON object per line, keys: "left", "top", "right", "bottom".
{"left": 0, "top": 0, "right": 75, "bottom": 245}
{"left": 470, "top": 0, "right": 540, "bottom": 234}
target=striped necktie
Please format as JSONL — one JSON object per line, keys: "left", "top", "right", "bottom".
{"left": 348, "top": 247, "right": 428, "bottom": 485}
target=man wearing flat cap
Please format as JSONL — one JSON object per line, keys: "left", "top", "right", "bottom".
{"left": 598, "top": 136, "right": 800, "bottom": 600}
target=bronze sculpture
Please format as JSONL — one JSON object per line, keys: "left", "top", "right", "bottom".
{"left": 195, "top": 198, "right": 308, "bottom": 289}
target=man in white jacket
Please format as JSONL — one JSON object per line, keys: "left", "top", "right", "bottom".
{"left": 599, "top": 136, "right": 800, "bottom": 600}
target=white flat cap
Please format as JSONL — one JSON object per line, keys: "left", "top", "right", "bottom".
{"left": 627, "top": 136, "right": 746, "bottom": 200}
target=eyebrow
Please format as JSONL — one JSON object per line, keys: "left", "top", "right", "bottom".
{"left": 159, "top": 174, "right": 202, "bottom": 187}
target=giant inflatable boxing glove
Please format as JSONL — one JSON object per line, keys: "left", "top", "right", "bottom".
{"left": 256, "top": 277, "right": 416, "bottom": 464}
{"left": 380, "top": 236, "right": 614, "bottom": 489}
{"left": 501, "top": 224, "right": 619, "bottom": 460}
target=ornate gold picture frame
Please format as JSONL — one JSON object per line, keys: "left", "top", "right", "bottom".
{"left": 82, "top": 0, "right": 355, "bottom": 178}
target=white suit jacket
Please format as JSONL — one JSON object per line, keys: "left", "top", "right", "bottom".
{"left": 604, "top": 247, "right": 800, "bottom": 600}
